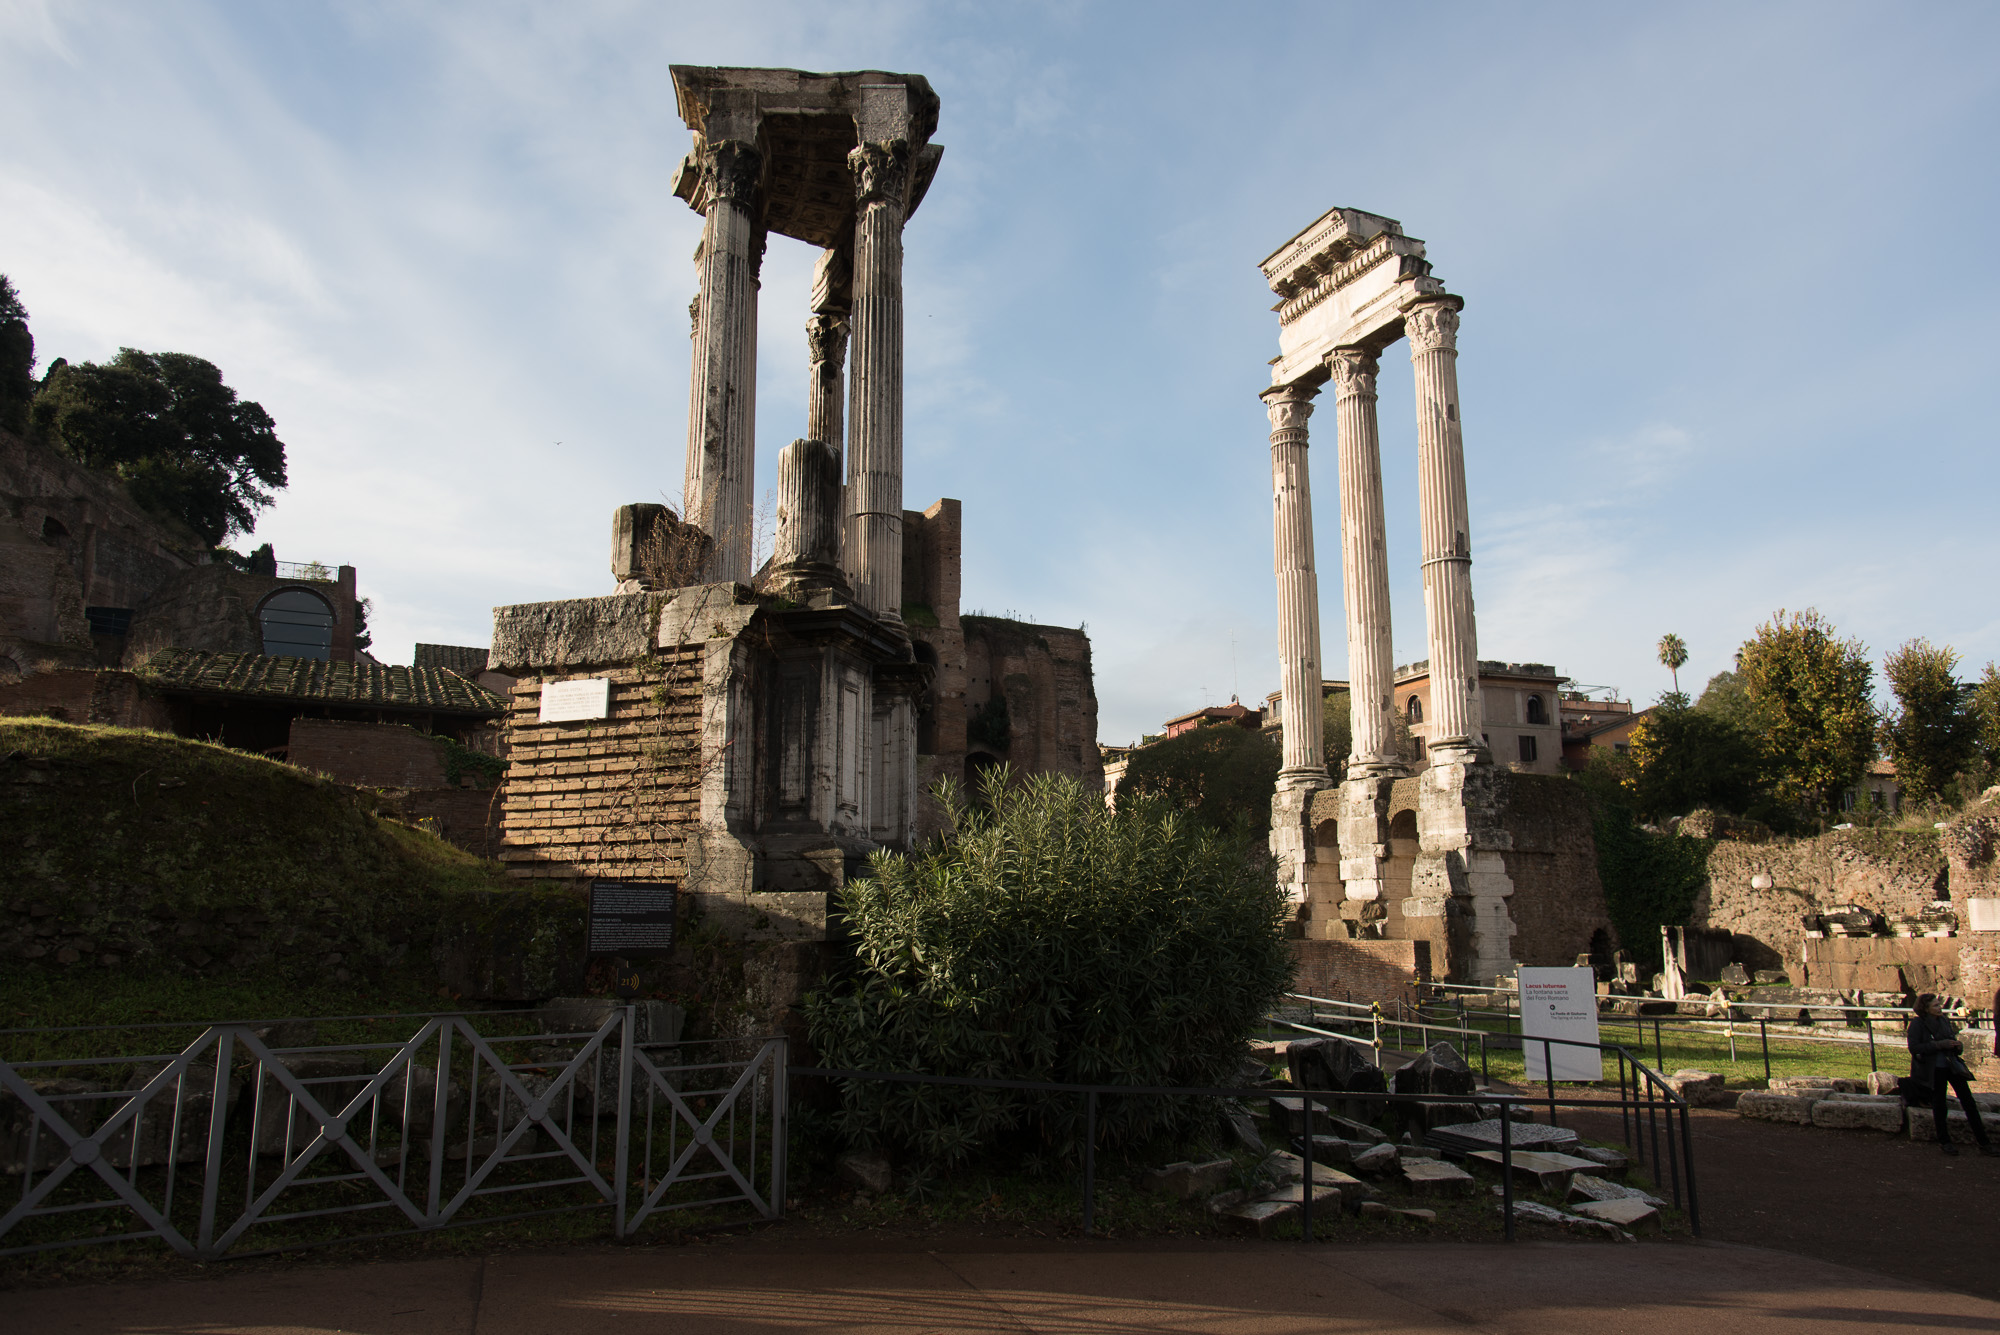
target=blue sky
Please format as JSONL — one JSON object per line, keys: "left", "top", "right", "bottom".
{"left": 4, "top": 1, "right": 1997, "bottom": 745}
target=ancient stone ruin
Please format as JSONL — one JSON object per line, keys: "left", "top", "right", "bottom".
{"left": 483, "top": 68, "right": 1099, "bottom": 1025}
{"left": 1258, "top": 207, "right": 1610, "bottom": 984}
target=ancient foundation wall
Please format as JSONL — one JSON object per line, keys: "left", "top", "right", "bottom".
{"left": 288, "top": 718, "right": 449, "bottom": 789}
{"left": 494, "top": 654, "right": 701, "bottom": 883}
{"left": 0, "top": 668, "right": 170, "bottom": 729}
{"left": 1491, "top": 773, "right": 1613, "bottom": 968}
{"left": 1692, "top": 829, "right": 1949, "bottom": 976}
{"left": 1288, "top": 938, "right": 1428, "bottom": 1007}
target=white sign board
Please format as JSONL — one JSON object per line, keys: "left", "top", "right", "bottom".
{"left": 1969, "top": 898, "right": 2000, "bottom": 933}
{"left": 538, "top": 677, "right": 611, "bottom": 723}
{"left": 1519, "top": 967, "right": 1603, "bottom": 1082}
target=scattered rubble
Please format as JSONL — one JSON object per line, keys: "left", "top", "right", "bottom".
{"left": 837, "top": 1150, "right": 892, "bottom": 1195}
{"left": 1139, "top": 1159, "right": 1233, "bottom": 1198}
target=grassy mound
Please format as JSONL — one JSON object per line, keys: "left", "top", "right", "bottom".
{"left": 1, "top": 720, "right": 583, "bottom": 1024}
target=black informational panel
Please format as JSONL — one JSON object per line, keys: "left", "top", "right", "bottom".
{"left": 586, "top": 881, "right": 678, "bottom": 958}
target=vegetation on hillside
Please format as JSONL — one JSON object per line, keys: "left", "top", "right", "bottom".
{"left": 806, "top": 770, "right": 1293, "bottom": 1169}
{"left": 0, "top": 721, "right": 577, "bottom": 1023}
{"left": 1, "top": 271, "right": 287, "bottom": 548}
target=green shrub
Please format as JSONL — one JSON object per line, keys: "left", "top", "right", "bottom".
{"left": 1590, "top": 805, "right": 1714, "bottom": 973}
{"left": 805, "top": 770, "right": 1294, "bottom": 1169}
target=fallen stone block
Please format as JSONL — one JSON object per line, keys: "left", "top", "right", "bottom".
{"left": 1400, "top": 1157, "right": 1475, "bottom": 1197}
{"left": 1768, "top": 1076, "right": 1865, "bottom": 1095}
{"left": 1215, "top": 1197, "right": 1296, "bottom": 1237}
{"left": 1393, "top": 1208, "right": 1437, "bottom": 1223}
{"left": 1736, "top": 1092, "right": 1820, "bottom": 1124}
{"left": 1867, "top": 1071, "right": 1901, "bottom": 1096}
{"left": 1567, "top": 1174, "right": 1666, "bottom": 1208}
{"left": 1221, "top": 1102, "right": 1264, "bottom": 1153}
{"left": 1466, "top": 1149, "right": 1604, "bottom": 1192}
{"left": 1571, "top": 1145, "right": 1630, "bottom": 1174}
{"left": 1291, "top": 1133, "right": 1354, "bottom": 1165}
{"left": 837, "top": 1150, "right": 892, "bottom": 1195}
{"left": 1665, "top": 1070, "right": 1729, "bottom": 1107}
{"left": 1570, "top": 1197, "right": 1661, "bottom": 1233}
{"left": 1259, "top": 1150, "right": 1348, "bottom": 1188}
{"left": 1357, "top": 1199, "right": 1393, "bottom": 1219}
{"left": 1351, "top": 1142, "right": 1398, "bottom": 1174}
{"left": 1907, "top": 1110, "right": 1990, "bottom": 1143}
{"left": 1391, "top": 1042, "right": 1476, "bottom": 1098}
{"left": 1497, "top": 1199, "right": 1572, "bottom": 1226}
{"left": 1139, "top": 1158, "right": 1234, "bottom": 1198}
{"left": 1811, "top": 1099, "right": 1905, "bottom": 1134}
{"left": 1253, "top": 1181, "right": 1339, "bottom": 1210}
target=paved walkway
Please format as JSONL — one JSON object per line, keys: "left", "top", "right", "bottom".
{"left": 15, "top": 1239, "right": 2000, "bottom": 1334}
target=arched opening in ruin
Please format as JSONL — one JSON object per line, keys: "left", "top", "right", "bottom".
{"left": 965, "top": 749, "right": 1002, "bottom": 795}
{"left": 1383, "top": 807, "right": 1419, "bottom": 929}
{"left": 259, "top": 588, "right": 335, "bottom": 660}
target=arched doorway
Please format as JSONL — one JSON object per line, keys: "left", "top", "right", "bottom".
{"left": 259, "top": 588, "right": 335, "bottom": 660}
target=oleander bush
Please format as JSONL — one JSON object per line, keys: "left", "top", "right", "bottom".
{"left": 805, "top": 769, "right": 1293, "bottom": 1169}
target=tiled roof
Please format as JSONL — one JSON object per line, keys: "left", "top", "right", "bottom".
{"left": 413, "top": 643, "right": 491, "bottom": 674}
{"left": 138, "top": 649, "right": 507, "bottom": 715}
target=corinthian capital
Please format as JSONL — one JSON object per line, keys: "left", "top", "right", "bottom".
{"left": 1327, "top": 348, "right": 1379, "bottom": 400}
{"left": 805, "top": 313, "right": 848, "bottom": 369}
{"left": 699, "top": 139, "right": 762, "bottom": 210}
{"left": 1261, "top": 382, "right": 1317, "bottom": 435}
{"left": 1405, "top": 302, "right": 1461, "bottom": 354}
{"left": 848, "top": 139, "right": 912, "bottom": 207}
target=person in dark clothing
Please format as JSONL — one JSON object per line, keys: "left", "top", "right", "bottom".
{"left": 1908, "top": 993, "right": 1997, "bottom": 1156}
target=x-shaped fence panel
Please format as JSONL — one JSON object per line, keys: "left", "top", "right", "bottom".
{"left": 2, "top": 1008, "right": 788, "bottom": 1261}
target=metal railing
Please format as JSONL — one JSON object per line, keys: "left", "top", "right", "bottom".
{"left": 0, "top": 1010, "right": 783, "bottom": 1261}
{"left": 271, "top": 560, "right": 337, "bottom": 582}
{"left": 1415, "top": 981, "right": 1992, "bottom": 1081}
{"left": 793, "top": 1043, "right": 1698, "bottom": 1243}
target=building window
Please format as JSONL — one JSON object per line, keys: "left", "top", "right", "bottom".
{"left": 1525, "top": 694, "right": 1546, "bottom": 725}
{"left": 1412, "top": 738, "right": 1426, "bottom": 762}
{"left": 1518, "top": 735, "right": 1538, "bottom": 763}
{"left": 85, "top": 607, "right": 134, "bottom": 637}
{"left": 1407, "top": 696, "right": 1423, "bottom": 724}
{"left": 260, "top": 588, "right": 335, "bottom": 660}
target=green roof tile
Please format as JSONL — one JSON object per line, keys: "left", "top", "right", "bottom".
{"left": 138, "top": 649, "right": 506, "bottom": 715}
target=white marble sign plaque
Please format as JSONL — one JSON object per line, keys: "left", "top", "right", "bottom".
{"left": 1968, "top": 898, "right": 2000, "bottom": 933}
{"left": 539, "top": 677, "right": 611, "bottom": 723}
{"left": 1519, "top": 966, "right": 1604, "bottom": 1083}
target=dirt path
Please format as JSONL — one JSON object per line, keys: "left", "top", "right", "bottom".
{"left": 1564, "top": 1103, "right": 2000, "bottom": 1303}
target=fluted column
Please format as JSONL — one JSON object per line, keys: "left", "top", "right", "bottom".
{"left": 1264, "top": 380, "right": 1329, "bottom": 789}
{"left": 1329, "top": 347, "right": 1401, "bottom": 778}
{"left": 1408, "top": 299, "right": 1482, "bottom": 760}
{"left": 806, "top": 312, "right": 848, "bottom": 457}
{"left": 844, "top": 140, "right": 909, "bottom": 628}
{"left": 683, "top": 140, "right": 762, "bottom": 585}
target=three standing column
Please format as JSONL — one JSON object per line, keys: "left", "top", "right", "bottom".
{"left": 1264, "top": 381, "right": 1329, "bottom": 790}
{"left": 844, "top": 140, "right": 910, "bottom": 628}
{"left": 1329, "top": 348, "right": 1400, "bottom": 777}
{"left": 683, "top": 140, "right": 764, "bottom": 586}
{"left": 1407, "top": 298, "right": 1482, "bottom": 760}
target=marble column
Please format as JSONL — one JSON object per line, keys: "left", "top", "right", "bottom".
{"left": 771, "top": 437, "right": 843, "bottom": 591}
{"left": 683, "top": 140, "right": 763, "bottom": 585}
{"left": 806, "top": 312, "right": 847, "bottom": 456}
{"left": 1264, "top": 380, "right": 1328, "bottom": 790}
{"left": 1407, "top": 298, "right": 1482, "bottom": 760}
{"left": 844, "top": 140, "right": 909, "bottom": 628}
{"left": 1329, "top": 347, "right": 1399, "bottom": 777}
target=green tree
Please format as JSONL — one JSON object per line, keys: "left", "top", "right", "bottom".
{"left": 806, "top": 771, "right": 1293, "bottom": 1168}
{"left": 1657, "top": 632, "right": 1689, "bottom": 694}
{"left": 1321, "top": 689, "right": 1352, "bottom": 774}
{"left": 31, "top": 348, "right": 286, "bottom": 545}
{"left": 0, "top": 274, "right": 33, "bottom": 437}
{"left": 1879, "top": 639, "right": 1979, "bottom": 808}
{"left": 1117, "top": 721, "right": 1279, "bottom": 837}
{"left": 1737, "top": 608, "right": 1876, "bottom": 818}
{"left": 1694, "top": 669, "right": 1759, "bottom": 732}
{"left": 1620, "top": 691, "right": 1764, "bottom": 821}
{"left": 1971, "top": 663, "right": 2000, "bottom": 784}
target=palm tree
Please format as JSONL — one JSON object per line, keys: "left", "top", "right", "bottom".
{"left": 1658, "top": 633, "right": 1689, "bottom": 695}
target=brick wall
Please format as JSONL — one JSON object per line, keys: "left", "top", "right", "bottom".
{"left": 1495, "top": 773, "right": 1615, "bottom": 967}
{"left": 1694, "top": 830, "right": 1948, "bottom": 975}
{"left": 288, "top": 718, "right": 449, "bottom": 789}
{"left": 384, "top": 787, "right": 504, "bottom": 858}
{"left": 1289, "top": 938, "right": 1429, "bottom": 1007}
{"left": 496, "top": 652, "right": 702, "bottom": 882}
{"left": 0, "top": 668, "right": 170, "bottom": 729}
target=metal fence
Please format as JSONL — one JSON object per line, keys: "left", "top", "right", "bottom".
{"left": 0, "top": 1009, "right": 784, "bottom": 1261}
